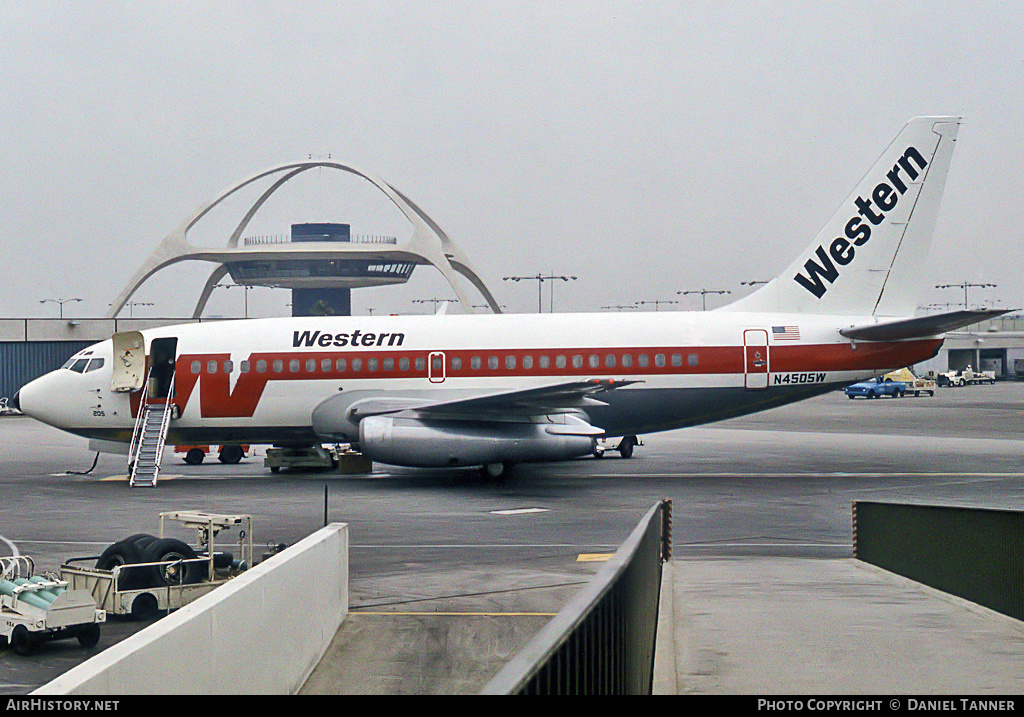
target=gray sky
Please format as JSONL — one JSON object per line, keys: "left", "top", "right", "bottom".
{"left": 3, "top": 1, "right": 1022, "bottom": 319}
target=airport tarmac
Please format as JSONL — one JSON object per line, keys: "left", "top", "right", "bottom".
{"left": 2, "top": 382, "right": 1024, "bottom": 694}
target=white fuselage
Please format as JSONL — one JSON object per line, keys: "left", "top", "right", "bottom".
{"left": 16, "top": 310, "right": 942, "bottom": 449}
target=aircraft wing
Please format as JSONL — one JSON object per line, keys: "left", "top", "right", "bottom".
{"left": 839, "top": 308, "right": 1014, "bottom": 342}
{"left": 346, "top": 378, "right": 641, "bottom": 422}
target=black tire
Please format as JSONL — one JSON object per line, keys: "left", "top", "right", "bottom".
{"left": 619, "top": 437, "right": 635, "bottom": 459}
{"left": 218, "top": 445, "right": 244, "bottom": 464}
{"left": 145, "top": 538, "right": 202, "bottom": 585}
{"left": 184, "top": 448, "right": 205, "bottom": 465}
{"left": 76, "top": 623, "right": 101, "bottom": 648}
{"left": 11, "top": 626, "right": 37, "bottom": 656}
{"left": 96, "top": 537, "right": 155, "bottom": 590}
{"left": 96, "top": 539, "right": 144, "bottom": 570}
{"left": 129, "top": 592, "right": 160, "bottom": 621}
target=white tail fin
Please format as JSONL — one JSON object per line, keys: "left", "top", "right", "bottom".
{"left": 724, "top": 117, "right": 960, "bottom": 317}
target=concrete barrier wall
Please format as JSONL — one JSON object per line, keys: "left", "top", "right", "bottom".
{"left": 34, "top": 523, "right": 348, "bottom": 695}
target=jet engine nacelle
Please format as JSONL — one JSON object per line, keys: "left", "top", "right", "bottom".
{"left": 357, "top": 415, "right": 599, "bottom": 468}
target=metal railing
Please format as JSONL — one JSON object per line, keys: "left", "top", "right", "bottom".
{"left": 854, "top": 501, "right": 1024, "bottom": 621}
{"left": 481, "top": 499, "right": 672, "bottom": 695}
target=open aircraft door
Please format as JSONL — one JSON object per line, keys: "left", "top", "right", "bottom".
{"left": 111, "top": 331, "right": 145, "bottom": 392}
{"left": 743, "top": 329, "right": 769, "bottom": 390}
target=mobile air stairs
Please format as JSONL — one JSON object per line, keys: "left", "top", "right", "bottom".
{"left": 127, "top": 371, "right": 175, "bottom": 488}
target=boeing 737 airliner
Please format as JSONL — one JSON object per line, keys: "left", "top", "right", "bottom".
{"left": 14, "top": 117, "right": 1006, "bottom": 477}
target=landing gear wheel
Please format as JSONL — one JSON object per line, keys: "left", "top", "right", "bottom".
{"left": 145, "top": 538, "right": 201, "bottom": 585}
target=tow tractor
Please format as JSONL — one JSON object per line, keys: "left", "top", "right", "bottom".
{"left": 2, "top": 556, "right": 105, "bottom": 656}
{"left": 59, "top": 511, "right": 254, "bottom": 620}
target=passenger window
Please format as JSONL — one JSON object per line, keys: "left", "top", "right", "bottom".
{"left": 191, "top": 361, "right": 202, "bottom": 375}
{"left": 556, "top": 355, "right": 566, "bottom": 369}
{"left": 688, "top": 353, "right": 698, "bottom": 367}
{"left": 671, "top": 354, "right": 682, "bottom": 367}
{"left": 415, "top": 357, "right": 426, "bottom": 371}
{"left": 336, "top": 358, "right": 347, "bottom": 372}
{"left": 471, "top": 356, "right": 481, "bottom": 370}
{"left": 655, "top": 354, "right": 666, "bottom": 367}
{"left": 589, "top": 354, "right": 599, "bottom": 369}
{"left": 224, "top": 360, "right": 233, "bottom": 374}
{"left": 488, "top": 356, "right": 498, "bottom": 370}
{"left": 451, "top": 357, "right": 462, "bottom": 371}
{"left": 273, "top": 360, "right": 283, "bottom": 373}
{"left": 368, "top": 358, "right": 379, "bottom": 372}
{"left": 523, "top": 355, "right": 534, "bottom": 370}
{"left": 240, "top": 360, "right": 250, "bottom": 373}
{"left": 505, "top": 355, "right": 516, "bottom": 370}
{"left": 383, "top": 358, "right": 394, "bottom": 371}
{"left": 605, "top": 354, "right": 615, "bottom": 369}
{"left": 572, "top": 355, "right": 583, "bottom": 369}
{"left": 306, "top": 359, "right": 316, "bottom": 373}
{"left": 207, "top": 361, "right": 217, "bottom": 374}
{"left": 539, "top": 355, "right": 550, "bottom": 369}
{"left": 622, "top": 354, "right": 633, "bottom": 368}
{"left": 638, "top": 354, "right": 649, "bottom": 368}
{"left": 321, "top": 359, "right": 331, "bottom": 373}
{"left": 351, "top": 358, "right": 362, "bottom": 372}
{"left": 400, "top": 357, "right": 410, "bottom": 371}
{"left": 289, "top": 359, "right": 299, "bottom": 373}
{"left": 257, "top": 360, "right": 267, "bottom": 373}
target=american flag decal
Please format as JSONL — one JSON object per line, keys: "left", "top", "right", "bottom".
{"left": 772, "top": 326, "right": 800, "bottom": 340}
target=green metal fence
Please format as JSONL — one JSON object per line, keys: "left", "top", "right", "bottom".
{"left": 853, "top": 501, "right": 1024, "bottom": 621}
{"left": 481, "top": 499, "right": 672, "bottom": 695}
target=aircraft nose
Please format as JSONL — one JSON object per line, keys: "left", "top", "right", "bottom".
{"left": 11, "top": 389, "right": 20, "bottom": 412}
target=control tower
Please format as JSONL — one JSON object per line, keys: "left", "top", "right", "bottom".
{"left": 229, "top": 222, "right": 416, "bottom": 316}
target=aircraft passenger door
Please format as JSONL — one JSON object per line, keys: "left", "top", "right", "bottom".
{"left": 743, "top": 329, "right": 769, "bottom": 390}
{"left": 428, "top": 351, "right": 446, "bottom": 383}
{"left": 149, "top": 337, "right": 178, "bottom": 400}
{"left": 111, "top": 331, "right": 145, "bottom": 392}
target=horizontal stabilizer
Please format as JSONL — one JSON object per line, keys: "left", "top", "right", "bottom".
{"left": 839, "top": 308, "right": 1014, "bottom": 341}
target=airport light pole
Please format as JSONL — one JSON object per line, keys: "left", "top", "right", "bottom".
{"left": 936, "top": 282, "right": 997, "bottom": 310}
{"left": 412, "top": 297, "right": 457, "bottom": 313}
{"left": 124, "top": 301, "right": 154, "bottom": 318}
{"left": 215, "top": 283, "right": 255, "bottom": 318}
{"left": 503, "top": 273, "right": 577, "bottom": 313}
{"left": 677, "top": 289, "right": 731, "bottom": 311}
{"left": 634, "top": 300, "right": 678, "bottom": 311}
{"left": 40, "top": 297, "right": 82, "bottom": 319}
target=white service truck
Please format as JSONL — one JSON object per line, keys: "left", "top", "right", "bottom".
{"left": 59, "top": 511, "right": 254, "bottom": 620}
{"left": 2, "top": 556, "right": 105, "bottom": 656}
{"left": 935, "top": 365, "right": 996, "bottom": 387}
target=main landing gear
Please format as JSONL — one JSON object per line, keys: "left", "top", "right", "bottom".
{"left": 594, "top": 435, "right": 641, "bottom": 459}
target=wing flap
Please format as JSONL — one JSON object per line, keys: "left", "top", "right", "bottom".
{"left": 347, "top": 378, "right": 641, "bottom": 421}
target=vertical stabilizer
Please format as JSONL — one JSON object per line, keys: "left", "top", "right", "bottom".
{"left": 724, "top": 117, "right": 960, "bottom": 317}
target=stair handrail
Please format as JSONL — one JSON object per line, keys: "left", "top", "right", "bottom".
{"left": 127, "top": 369, "right": 151, "bottom": 472}
{"left": 151, "top": 373, "right": 176, "bottom": 480}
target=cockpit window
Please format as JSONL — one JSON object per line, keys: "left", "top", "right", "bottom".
{"left": 69, "top": 358, "right": 89, "bottom": 373}
{"left": 85, "top": 358, "right": 105, "bottom": 373}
